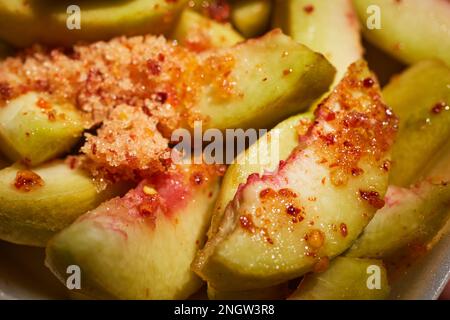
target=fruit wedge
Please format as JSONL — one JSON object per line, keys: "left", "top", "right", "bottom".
{"left": 0, "top": 0, "right": 188, "bottom": 47}
{"left": 198, "top": 30, "right": 335, "bottom": 130}
{"left": 192, "top": 61, "right": 398, "bottom": 291}
{"left": 347, "top": 146, "right": 450, "bottom": 259}
{"left": 208, "top": 112, "right": 314, "bottom": 239}
{"left": 0, "top": 160, "right": 126, "bottom": 246}
{"left": 346, "top": 182, "right": 450, "bottom": 259}
{"left": 207, "top": 283, "right": 288, "bottom": 300}
{"left": 46, "top": 165, "right": 220, "bottom": 299}
{"left": 273, "top": 0, "right": 363, "bottom": 81}
{"left": 230, "top": 0, "right": 272, "bottom": 38}
{"left": 0, "top": 92, "right": 84, "bottom": 166}
{"left": 353, "top": 0, "right": 450, "bottom": 66}
{"left": 171, "top": 9, "right": 243, "bottom": 50}
{"left": 382, "top": 60, "right": 450, "bottom": 187}
{"left": 289, "top": 257, "right": 390, "bottom": 300}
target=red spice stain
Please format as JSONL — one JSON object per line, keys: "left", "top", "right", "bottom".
{"left": 283, "top": 68, "right": 293, "bottom": 76}
{"left": 0, "top": 82, "right": 12, "bottom": 101}
{"left": 286, "top": 205, "right": 303, "bottom": 222}
{"left": 91, "top": 143, "right": 97, "bottom": 155}
{"left": 138, "top": 199, "right": 159, "bottom": 219}
{"left": 313, "top": 256, "right": 330, "bottom": 273}
{"left": 154, "top": 91, "right": 168, "bottom": 104}
{"left": 362, "top": 77, "right": 375, "bottom": 88}
{"left": 316, "top": 108, "right": 336, "bottom": 122}
{"left": 184, "top": 32, "right": 214, "bottom": 52}
{"left": 260, "top": 188, "right": 277, "bottom": 199}
{"left": 278, "top": 188, "right": 298, "bottom": 198}
{"left": 303, "top": 4, "right": 314, "bottom": 14}
{"left": 207, "top": 0, "right": 230, "bottom": 23}
{"left": 239, "top": 213, "right": 275, "bottom": 244}
{"left": 431, "top": 101, "right": 449, "bottom": 114}
{"left": 305, "top": 229, "right": 325, "bottom": 249}
{"left": 67, "top": 156, "right": 78, "bottom": 169}
{"left": 146, "top": 59, "right": 162, "bottom": 76}
{"left": 47, "top": 110, "right": 56, "bottom": 121}
{"left": 259, "top": 187, "right": 304, "bottom": 223}
{"left": 36, "top": 97, "right": 51, "bottom": 109}
{"left": 359, "top": 190, "right": 385, "bottom": 209}
{"left": 340, "top": 223, "right": 348, "bottom": 237}
{"left": 239, "top": 214, "right": 255, "bottom": 233}
{"left": 14, "top": 170, "right": 44, "bottom": 192}
{"left": 381, "top": 160, "right": 391, "bottom": 172}
{"left": 351, "top": 167, "right": 364, "bottom": 176}
{"left": 321, "top": 133, "right": 337, "bottom": 146}
{"left": 190, "top": 171, "right": 204, "bottom": 186}
{"left": 265, "top": 235, "right": 274, "bottom": 245}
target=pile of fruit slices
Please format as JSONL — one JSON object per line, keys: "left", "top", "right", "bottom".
{"left": 0, "top": 0, "right": 449, "bottom": 300}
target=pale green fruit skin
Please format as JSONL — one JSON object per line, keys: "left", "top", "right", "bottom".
{"left": 207, "top": 283, "right": 288, "bottom": 300}
{"left": 353, "top": 0, "right": 450, "bottom": 66}
{"left": 383, "top": 60, "right": 450, "bottom": 187}
{"left": 231, "top": 0, "right": 272, "bottom": 38}
{"left": 0, "top": 92, "right": 84, "bottom": 166}
{"left": 208, "top": 113, "right": 313, "bottom": 239}
{"left": 197, "top": 30, "right": 336, "bottom": 131}
{"left": 196, "top": 157, "right": 388, "bottom": 290}
{"left": 171, "top": 9, "right": 243, "bottom": 48}
{"left": 0, "top": 0, "right": 188, "bottom": 47}
{"left": 347, "top": 183, "right": 450, "bottom": 259}
{"left": 193, "top": 61, "right": 393, "bottom": 291}
{"left": 347, "top": 147, "right": 450, "bottom": 259}
{"left": 273, "top": 0, "right": 363, "bottom": 82}
{"left": 289, "top": 257, "right": 390, "bottom": 300}
{"left": 0, "top": 161, "right": 126, "bottom": 247}
{"left": 204, "top": 113, "right": 311, "bottom": 298}
{"left": 46, "top": 175, "right": 220, "bottom": 300}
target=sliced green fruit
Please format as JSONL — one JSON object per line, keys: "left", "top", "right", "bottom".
{"left": 289, "top": 257, "right": 390, "bottom": 300}
{"left": 273, "top": 0, "right": 363, "bottom": 81}
{"left": 346, "top": 182, "right": 450, "bottom": 259}
{"left": 0, "top": 92, "right": 84, "bottom": 166}
{"left": 0, "top": 0, "right": 188, "bottom": 47}
{"left": 383, "top": 60, "right": 450, "bottom": 187}
{"left": 230, "top": 0, "right": 272, "bottom": 38}
{"left": 46, "top": 166, "right": 220, "bottom": 299}
{"left": 347, "top": 147, "right": 450, "bottom": 259}
{"left": 171, "top": 9, "right": 243, "bottom": 49}
{"left": 208, "top": 112, "right": 313, "bottom": 239}
{"left": 0, "top": 160, "right": 127, "bottom": 247}
{"left": 193, "top": 61, "right": 397, "bottom": 291}
{"left": 207, "top": 283, "right": 289, "bottom": 300}
{"left": 198, "top": 30, "right": 335, "bottom": 130}
{"left": 353, "top": 0, "right": 450, "bottom": 66}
